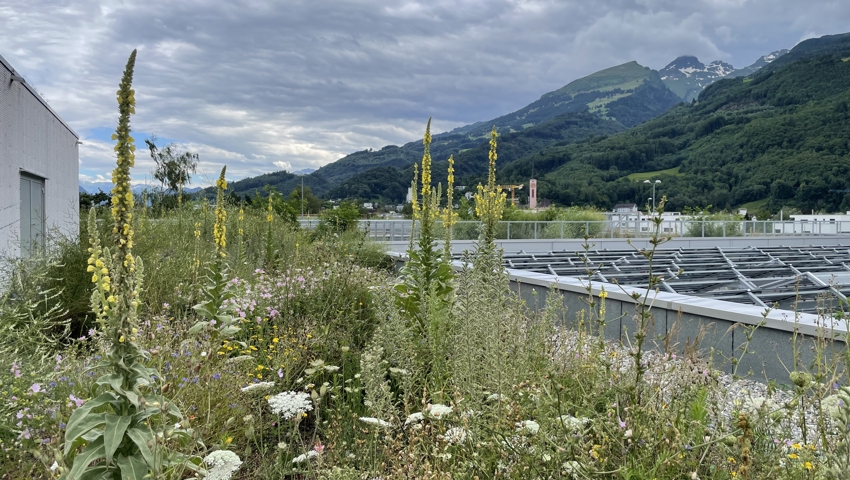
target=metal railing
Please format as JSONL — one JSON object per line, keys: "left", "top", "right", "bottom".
{"left": 298, "top": 219, "right": 850, "bottom": 242}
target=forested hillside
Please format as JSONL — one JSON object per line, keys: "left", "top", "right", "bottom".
{"left": 222, "top": 32, "right": 850, "bottom": 211}
{"left": 327, "top": 112, "right": 626, "bottom": 201}
{"left": 324, "top": 66, "right": 682, "bottom": 202}
{"left": 497, "top": 51, "right": 850, "bottom": 213}
{"left": 226, "top": 61, "right": 681, "bottom": 200}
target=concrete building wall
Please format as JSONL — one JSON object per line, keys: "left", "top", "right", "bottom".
{"left": 0, "top": 55, "right": 79, "bottom": 256}
{"left": 388, "top": 241, "right": 850, "bottom": 384}
{"left": 506, "top": 269, "right": 846, "bottom": 384}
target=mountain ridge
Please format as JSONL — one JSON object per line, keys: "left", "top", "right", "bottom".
{"left": 211, "top": 32, "right": 849, "bottom": 207}
{"left": 222, "top": 61, "right": 682, "bottom": 199}
{"left": 660, "top": 49, "right": 788, "bottom": 101}
{"left": 491, "top": 33, "right": 850, "bottom": 213}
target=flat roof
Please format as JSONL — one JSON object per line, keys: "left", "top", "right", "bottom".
{"left": 0, "top": 53, "right": 79, "bottom": 139}
{"left": 490, "top": 245, "right": 850, "bottom": 314}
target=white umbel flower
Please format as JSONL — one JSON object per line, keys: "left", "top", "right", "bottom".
{"left": 240, "top": 381, "right": 275, "bottom": 393}
{"left": 204, "top": 450, "right": 242, "bottom": 480}
{"left": 516, "top": 420, "right": 540, "bottom": 435}
{"left": 426, "top": 404, "right": 453, "bottom": 419}
{"left": 443, "top": 427, "right": 471, "bottom": 444}
{"left": 268, "top": 391, "right": 313, "bottom": 420}
{"left": 358, "top": 417, "right": 392, "bottom": 428}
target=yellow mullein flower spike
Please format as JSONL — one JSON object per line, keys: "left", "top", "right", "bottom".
{"left": 213, "top": 166, "right": 228, "bottom": 258}
{"left": 420, "top": 118, "right": 432, "bottom": 198}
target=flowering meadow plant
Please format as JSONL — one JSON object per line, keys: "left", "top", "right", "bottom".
{"left": 268, "top": 391, "right": 313, "bottom": 420}
{"left": 3, "top": 115, "right": 850, "bottom": 480}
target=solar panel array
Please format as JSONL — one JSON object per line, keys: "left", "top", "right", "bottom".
{"left": 496, "top": 246, "right": 850, "bottom": 314}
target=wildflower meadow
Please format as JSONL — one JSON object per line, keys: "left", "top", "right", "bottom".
{"left": 2, "top": 50, "right": 850, "bottom": 480}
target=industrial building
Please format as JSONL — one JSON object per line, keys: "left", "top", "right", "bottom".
{"left": 0, "top": 54, "right": 79, "bottom": 257}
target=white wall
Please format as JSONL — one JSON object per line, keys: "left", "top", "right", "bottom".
{"left": 0, "top": 55, "right": 79, "bottom": 256}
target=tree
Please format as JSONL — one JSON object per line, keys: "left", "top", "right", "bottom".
{"left": 319, "top": 202, "right": 361, "bottom": 232}
{"left": 288, "top": 185, "right": 323, "bottom": 215}
{"left": 79, "top": 190, "right": 110, "bottom": 209}
{"left": 145, "top": 135, "right": 199, "bottom": 197}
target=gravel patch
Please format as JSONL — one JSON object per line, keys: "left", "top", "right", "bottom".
{"left": 552, "top": 329, "right": 839, "bottom": 445}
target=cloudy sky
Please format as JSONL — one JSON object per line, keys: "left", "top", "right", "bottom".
{"left": 2, "top": 0, "right": 849, "bottom": 187}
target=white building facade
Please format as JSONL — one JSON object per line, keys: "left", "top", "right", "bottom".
{"left": 775, "top": 213, "right": 850, "bottom": 235}
{"left": 1, "top": 54, "right": 79, "bottom": 257}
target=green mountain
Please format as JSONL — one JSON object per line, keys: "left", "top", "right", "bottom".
{"left": 495, "top": 34, "right": 850, "bottom": 213}
{"left": 762, "top": 32, "right": 850, "bottom": 72}
{"left": 222, "top": 61, "right": 681, "bottom": 200}
{"left": 327, "top": 111, "right": 627, "bottom": 202}
{"left": 450, "top": 61, "right": 670, "bottom": 137}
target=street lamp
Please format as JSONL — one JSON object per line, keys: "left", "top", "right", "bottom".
{"left": 644, "top": 179, "right": 661, "bottom": 213}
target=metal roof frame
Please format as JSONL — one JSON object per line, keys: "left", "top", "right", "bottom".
{"left": 489, "top": 245, "right": 850, "bottom": 315}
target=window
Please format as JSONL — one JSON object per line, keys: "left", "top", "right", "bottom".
{"left": 20, "top": 173, "right": 45, "bottom": 258}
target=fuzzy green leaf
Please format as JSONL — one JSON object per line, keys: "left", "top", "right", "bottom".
{"left": 104, "top": 414, "right": 132, "bottom": 464}
{"left": 125, "top": 427, "right": 156, "bottom": 469}
{"left": 96, "top": 373, "right": 127, "bottom": 396}
{"left": 77, "top": 465, "right": 111, "bottom": 480}
{"left": 187, "top": 321, "right": 208, "bottom": 335}
{"left": 81, "top": 428, "right": 104, "bottom": 442}
{"left": 68, "top": 437, "right": 106, "bottom": 480}
{"left": 64, "top": 393, "right": 118, "bottom": 454}
{"left": 65, "top": 409, "right": 108, "bottom": 455}
{"left": 219, "top": 325, "right": 241, "bottom": 338}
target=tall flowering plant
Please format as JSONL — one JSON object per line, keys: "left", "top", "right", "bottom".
{"left": 393, "top": 119, "right": 458, "bottom": 394}
{"left": 213, "top": 167, "right": 228, "bottom": 260}
{"left": 473, "top": 127, "right": 507, "bottom": 251}
{"left": 190, "top": 166, "right": 241, "bottom": 341}
{"left": 395, "top": 119, "right": 454, "bottom": 323}
{"left": 61, "top": 50, "right": 204, "bottom": 480}
{"left": 441, "top": 154, "right": 458, "bottom": 258}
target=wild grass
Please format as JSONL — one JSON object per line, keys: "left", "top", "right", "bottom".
{"left": 2, "top": 142, "right": 850, "bottom": 479}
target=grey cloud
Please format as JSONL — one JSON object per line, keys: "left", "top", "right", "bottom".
{"left": 1, "top": 0, "right": 849, "bottom": 184}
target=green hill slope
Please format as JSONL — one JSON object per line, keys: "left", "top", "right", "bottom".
{"left": 502, "top": 40, "right": 850, "bottom": 213}
{"left": 223, "top": 61, "right": 681, "bottom": 200}
{"left": 763, "top": 32, "right": 850, "bottom": 72}
{"left": 320, "top": 65, "right": 679, "bottom": 201}
{"left": 327, "top": 111, "right": 627, "bottom": 202}
{"left": 451, "top": 61, "right": 672, "bottom": 137}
